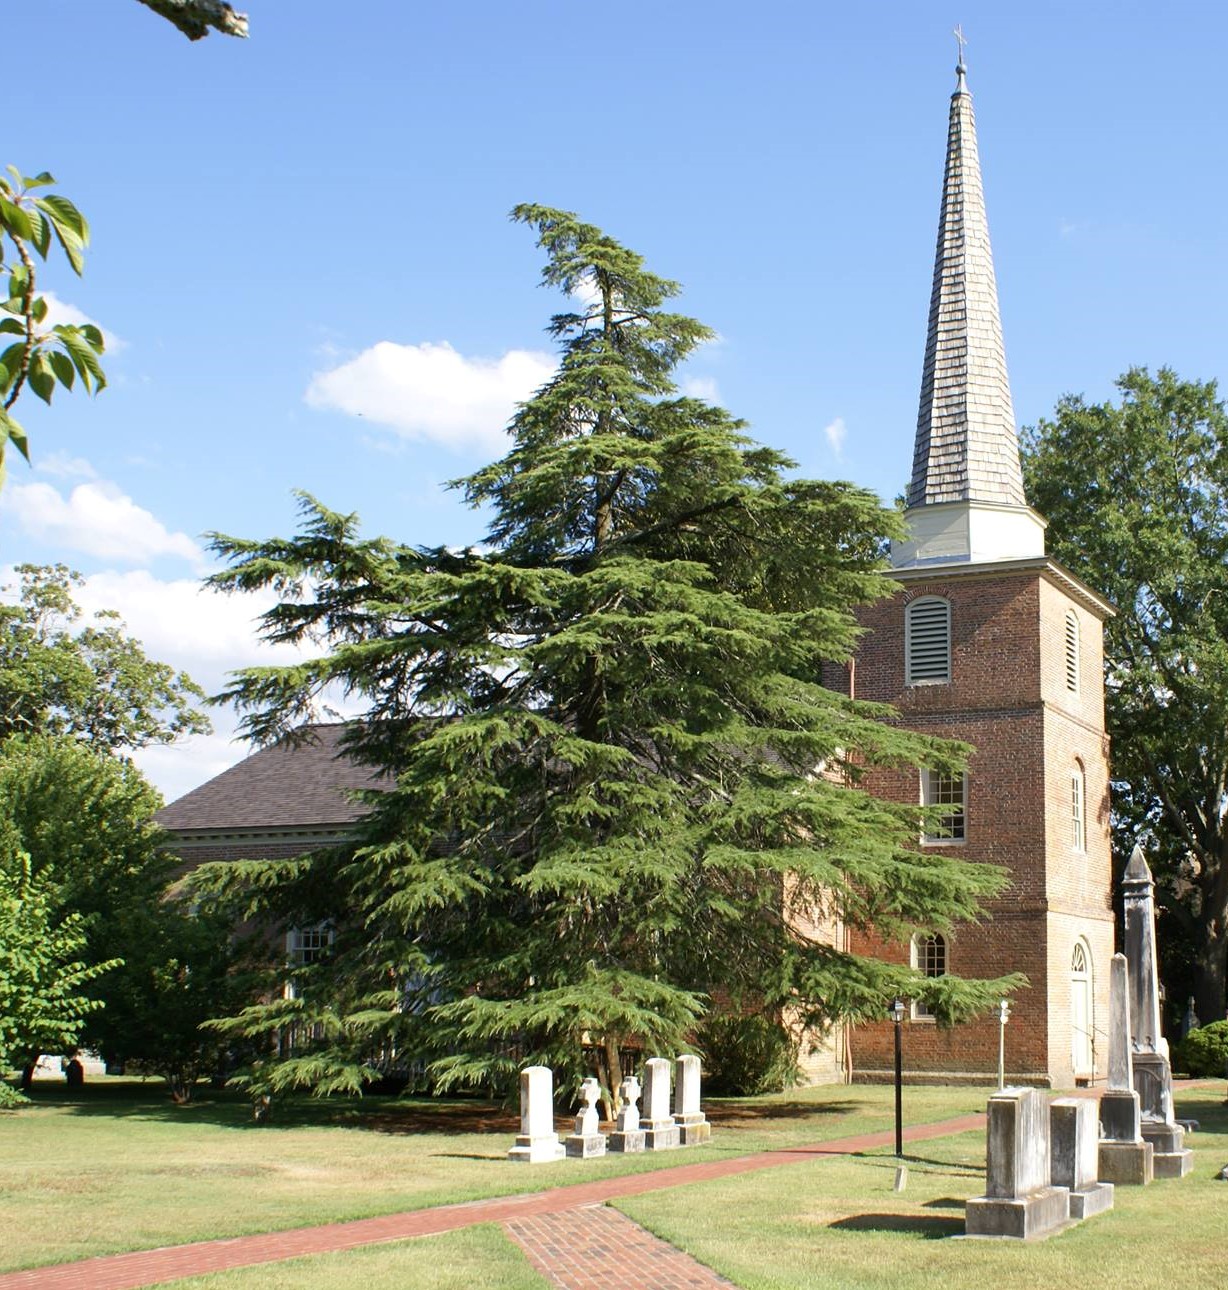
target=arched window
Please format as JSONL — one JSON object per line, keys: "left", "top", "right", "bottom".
{"left": 911, "top": 932, "right": 948, "bottom": 1020}
{"left": 1064, "top": 611, "right": 1080, "bottom": 693}
{"left": 1070, "top": 761, "right": 1086, "bottom": 852}
{"left": 905, "top": 596, "right": 951, "bottom": 684}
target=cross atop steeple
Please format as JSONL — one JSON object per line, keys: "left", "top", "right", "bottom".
{"left": 953, "top": 24, "right": 967, "bottom": 68}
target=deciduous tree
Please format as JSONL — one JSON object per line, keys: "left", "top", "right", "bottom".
{"left": 0, "top": 564, "right": 210, "bottom": 750}
{"left": 1023, "top": 367, "right": 1228, "bottom": 1026}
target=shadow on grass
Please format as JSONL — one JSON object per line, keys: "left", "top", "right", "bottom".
{"left": 705, "top": 1097, "right": 863, "bottom": 1124}
{"left": 829, "top": 1213, "right": 964, "bottom": 1239}
{"left": 11, "top": 1081, "right": 516, "bottom": 1134}
{"left": 852, "top": 1154, "right": 984, "bottom": 1179}
{"left": 921, "top": 1197, "right": 968, "bottom": 1210}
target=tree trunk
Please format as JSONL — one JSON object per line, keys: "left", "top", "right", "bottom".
{"left": 598, "top": 1035, "right": 624, "bottom": 1124}
{"left": 19, "top": 1059, "right": 38, "bottom": 1091}
{"left": 1191, "top": 919, "right": 1228, "bottom": 1027}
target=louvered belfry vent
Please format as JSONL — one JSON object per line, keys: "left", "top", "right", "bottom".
{"left": 906, "top": 596, "right": 951, "bottom": 683}
{"left": 1065, "top": 611, "right": 1079, "bottom": 692}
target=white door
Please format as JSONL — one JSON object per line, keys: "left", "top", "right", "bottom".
{"left": 1071, "top": 941, "right": 1093, "bottom": 1075}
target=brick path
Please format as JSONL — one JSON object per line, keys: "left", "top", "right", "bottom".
{"left": 506, "top": 1206, "right": 736, "bottom": 1289}
{"left": 0, "top": 1112, "right": 986, "bottom": 1290}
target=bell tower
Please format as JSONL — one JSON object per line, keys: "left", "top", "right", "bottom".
{"left": 840, "top": 53, "right": 1116, "bottom": 1087}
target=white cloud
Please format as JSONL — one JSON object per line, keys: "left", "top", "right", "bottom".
{"left": 824, "top": 416, "right": 848, "bottom": 459}
{"left": 6, "top": 479, "right": 203, "bottom": 566}
{"left": 681, "top": 376, "right": 721, "bottom": 402}
{"left": 305, "top": 340, "right": 556, "bottom": 453}
{"left": 39, "top": 291, "right": 125, "bottom": 353}
{"left": 35, "top": 451, "right": 98, "bottom": 480}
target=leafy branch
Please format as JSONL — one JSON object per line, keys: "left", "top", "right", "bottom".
{"left": 0, "top": 167, "right": 107, "bottom": 487}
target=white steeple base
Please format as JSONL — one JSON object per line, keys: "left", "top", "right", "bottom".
{"left": 891, "top": 500, "right": 1047, "bottom": 570}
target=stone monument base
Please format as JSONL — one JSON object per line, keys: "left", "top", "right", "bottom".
{"left": 676, "top": 1115, "right": 711, "bottom": 1146}
{"left": 1152, "top": 1148, "right": 1194, "bottom": 1178}
{"left": 609, "top": 1129, "right": 646, "bottom": 1153}
{"left": 1067, "top": 1181, "right": 1114, "bottom": 1220}
{"left": 964, "top": 1186, "right": 1071, "bottom": 1240}
{"left": 564, "top": 1132, "right": 606, "bottom": 1159}
{"left": 1098, "top": 1139, "right": 1153, "bottom": 1185}
{"left": 508, "top": 1134, "right": 566, "bottom": 1164}
{"left": 643, "top": 1119, "right": 680, "bottom": 1150}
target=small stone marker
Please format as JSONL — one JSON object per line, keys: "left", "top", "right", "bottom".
{"left": 507, "top": 1065, "right": 566, "bottom": 1164}
{"left": 673, "top": 1055, "right": 711, "bottom": 1146}
{"left": 564, "top": 1076, "right": 607, "bottom": 1158}
{"left": 1098, "top": 953, "right": 1153, "bottom": 1185}
{"left": 964, "top": 1087, "right": 1070, "bottom": 1239}
{"left": 1050, "top": 1097, "right": 1113, "bottom": 1220}
{"left": 608, "top": 1075, "right": 646, "bottom": 1153}
{"left": 641, "top": 1057, "right": 680, "bottom": 1150}
{"left": 893, "top": 1164, "right": 908, "bottom": 1192}
{"left": 1123, "top": 846, "right": 1193, "bottom": 1178}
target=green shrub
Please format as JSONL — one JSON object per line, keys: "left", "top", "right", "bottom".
{"left": 1173, "top": 1019, "right": 1228, "bottom": 1077}
{"left": 696, "top": 1013, "right": 800, "bottom": 1095}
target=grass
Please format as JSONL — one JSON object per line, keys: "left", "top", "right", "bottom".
{"left": 0, "top": 1075, "right": 991, "bottom": 1273}
{"left": 617, "top": 1085, "right": 1228, "bottom": 1290}
{"left": 162, "top": 1224, "right": 548, "bottom": 1290}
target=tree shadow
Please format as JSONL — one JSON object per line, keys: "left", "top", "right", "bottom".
{"left": 706, "top": 1098, "right": 862, "bottom": 1125}
{"left": 829, "top": 1213, "right": 964, "bottom": 1239}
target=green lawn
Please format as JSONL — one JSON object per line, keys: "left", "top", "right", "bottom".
{"left": 0, "top": 1075, "right": 989, "bottom": 1273}
{"left": 9, "top": 1077, "right": 1223, "bottom": 1288}
{"left": 617, "top": 1085, "right": 1228, "bottom": 1290}
{"left": 163, "top": 1225, "right": 548, "bottom": 1290}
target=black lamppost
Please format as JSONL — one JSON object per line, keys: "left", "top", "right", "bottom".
{"left": 891, "top": 997, "right": 906, "bottom": 1156}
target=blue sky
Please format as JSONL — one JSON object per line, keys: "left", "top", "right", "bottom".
{"left": 2, "top": 1, "right": 1226, "bottom": 800}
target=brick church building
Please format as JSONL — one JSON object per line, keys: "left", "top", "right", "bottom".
{"left": 820, "top": 59, "right": 1115, "bottom": 1088}
{"left": 159, "top": 59, "right": 1115, "bottom": 1092}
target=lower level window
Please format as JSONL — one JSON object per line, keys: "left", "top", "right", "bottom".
{"left": 911, "top": 932, "right": 948, "bottom": 1020}
{"left": 288, "top": 922, "right": 334, "bottom": 966}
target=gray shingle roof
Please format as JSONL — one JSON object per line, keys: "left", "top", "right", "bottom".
{"left": 909, "top": 65, "right": 1026, "bottom": 509}
{"left": 155, "top": 723, "right": 383, "bottom": 833}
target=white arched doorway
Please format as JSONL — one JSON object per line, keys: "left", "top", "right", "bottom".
{"left": 1071, "top": 939, "right": 1094, "bottom": 1077}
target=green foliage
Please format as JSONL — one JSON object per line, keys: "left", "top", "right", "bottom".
{"left": 0, "top": 564, "right": 210, "bottom": 750}
{"left": 696, "top": 1013, "right": 801, "bottom": 1095}
{"left": 196, "top": 206, "right": 1019, "bottom": 1102}
{"left": 0, "top": 735, "right": 226, "bottom": 1093}
{"left": 1022, "top": 368, "right": 1228, "bottom": 1023}
{"left": 1174, "top": 1020, "right": 1228, "bottom": 1078}
{"left": 0, "top": 850, "right": 119, "bottom": 1096}
{"left": 0, "top": 168, "right": 106, "bottom": 486}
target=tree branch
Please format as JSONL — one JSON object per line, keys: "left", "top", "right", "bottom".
{"left": 136, "top": 0, "right": 249, "bottom": 40}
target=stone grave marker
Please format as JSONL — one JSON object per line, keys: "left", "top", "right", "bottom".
{"left": 1123, "top": 845, "right": 1193, "bottom": 1178}
{"left": 642, "top": 1057, "right": 680, "bottom": 1150}
{"left": 609, "top": 1074, "right": 646, "bottom": 1153}
{"left": 965, "top": 1087, "right": 1070, "bottom": 1239}
{"left": 673, "top": 1054, "right": 711, "bottom": 1146}
{"left": 1050, "top": 1097, "right": 1113, "bottom": 1219}
{"left": 564, "top": 1076, "right": 607, "bottom": 1158}
{"left": 1098, "top": 952, "right": 1153, "bottom": 1185}
{"left": 507, "top": 1065, "right": 566, "bottom": 1164}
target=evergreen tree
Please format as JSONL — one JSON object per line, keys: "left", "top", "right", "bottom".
{"left": 197, "top": 207, "right": 1019, "bottom": 1107}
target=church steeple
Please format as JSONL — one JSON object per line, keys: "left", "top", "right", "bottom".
{"left": 892, "top": 52, "right": 1046, "bottom": 569}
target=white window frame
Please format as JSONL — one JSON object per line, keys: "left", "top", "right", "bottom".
{"left": 287, "top": 922, "right": 334, "bottom": 967}
{"left": 1070, "top": 763, "right": 1086, "bottom": 852}
{"left": 905, "top": 596, "right": 952, "bottom": 685}
{"left": 1064, "top": 611, "right": 1080, "bottom": 694}
{"left": 921, "top": 769, "right": 967, "bottom": 843}
{"left": 910, "top": 932, "right": 948, "bottom": 1021}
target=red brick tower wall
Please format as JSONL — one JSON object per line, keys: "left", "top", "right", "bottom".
{"left": 823, "top": 566, "right": 1112, "bottom": 1087}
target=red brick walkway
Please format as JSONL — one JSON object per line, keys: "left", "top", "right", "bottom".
{"left": 506, "top": 1205, "right": 736, "bottom": 1289}
{"left": 0, "top": 1112, "right": 985, "bottom": 1290}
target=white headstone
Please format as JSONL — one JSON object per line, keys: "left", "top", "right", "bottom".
{"left": 507, "top": 1065, "right": 565, "bottom": 1164}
